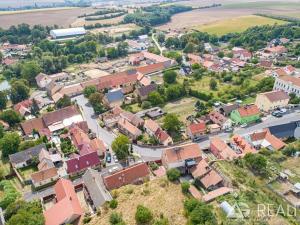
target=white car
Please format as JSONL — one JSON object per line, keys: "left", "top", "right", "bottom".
{"left": 240, "top": 123, "right": 248, "bottom": 128}
{"left": 113, "top": 154, "right": 118, "bottom": 163}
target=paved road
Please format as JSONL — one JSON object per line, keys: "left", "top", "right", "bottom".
{"left": 73, "top": 95, "right": 163, "bottom": 160}
{"left": 73, "top": 94, "right": 300, "bottom": 160}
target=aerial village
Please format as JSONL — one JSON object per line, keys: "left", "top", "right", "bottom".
{"left": 0, "top": 4, "right": 300, "bottom": 225}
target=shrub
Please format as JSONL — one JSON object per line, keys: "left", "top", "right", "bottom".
{"left": 166, "top": 168, "right": 180, "bottom": 181}
{"left": 135, "top": 205, "right": 153, "bottom": 224}
{"left": 181, "top": 181, "right": 190, "bottom": 194}
{"left": 109, "top": 199, "right": 118, "bottom": 209}
{"left": 110, "top": 212, "right": 125, "bottom": 225}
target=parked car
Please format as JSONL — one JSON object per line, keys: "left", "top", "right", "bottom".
{"left": 106, "top": 152, "right": 111, "bottom": 163}
{"left": 272, "top": 111, "right": 283, "bottom": 117}
{"left": 240, "top": 123, "right": 247, "bottom": 128}
{"left": 113, "top": 154, "right": 118, "bottom": 163}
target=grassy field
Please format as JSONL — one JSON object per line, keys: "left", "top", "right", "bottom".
{"left": 0, "top": 7, "right": 77, "bottom": 15}
{"left": 88, "top": 177, "right": 186, "bottom": 225}
{"left": 222, "top": 1, "right": 300, "bottom": 10}
{"left": 163, "top": 97, "right": 197, "bottom": 123}
{"left": 196, "top": 15, "right": 287, "bottom": 36}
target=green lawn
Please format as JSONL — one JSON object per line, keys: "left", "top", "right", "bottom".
{"left": 196, "top": 15, "right": 287, "bottom": 36}
{"left": 162, "top": 97, "right": 197, "bottom": 123}
{"left": 18, "top": 165, "right": 38, "bottom": 180}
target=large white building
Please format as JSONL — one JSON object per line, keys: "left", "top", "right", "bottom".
{"left": 273, "top": 75, "right": 300, "bottom": 97}
{"left": 50, "top": 27, "right": 86, "bottom": 39}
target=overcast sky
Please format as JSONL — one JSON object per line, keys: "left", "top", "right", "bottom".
{"left": 0, "top": 0, "right": 65, "bottom": 8}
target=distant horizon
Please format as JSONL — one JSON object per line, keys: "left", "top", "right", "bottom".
{"left": 0, "top": 0, "right": 65, "bottom": 8}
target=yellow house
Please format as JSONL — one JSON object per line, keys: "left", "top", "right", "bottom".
{"left": 255, "top": 90, "right": 290, "bottom": 112}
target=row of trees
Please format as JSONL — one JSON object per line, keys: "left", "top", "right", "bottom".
{"left": 123, "top": 5, "right": 192, "bottom": 26}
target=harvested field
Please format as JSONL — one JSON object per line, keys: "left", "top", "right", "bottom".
{"left": 157, "top": 0, "right": 300, "bottom": 31}
{"left": 89, "top": 23, "right": 139, "bottom": 36}
{"left": 88, "top": 177, "right": 186, "bottom": 225}
{"left": 0, "top": 7, "right": 97, "bottom": 28}
{"left": 71, "top": 15, "right": 126, "bottom": 27}
{"left": 196, "top": 15, "right": 287, "bottom": 36}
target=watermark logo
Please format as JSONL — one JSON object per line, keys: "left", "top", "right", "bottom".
{"left": 226, "top": 202, "right": 297, "bottom": 219}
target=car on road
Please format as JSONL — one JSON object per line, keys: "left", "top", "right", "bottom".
{"left": 240, "top": 123, "right": 248, "bottom": 128}
{"left": 113, "top": 154, "right": 118, "bottom": 163}
{"left": 272, "top": 111, "right": 283, "bottom": 117}
{"left": 106, "top": 152, "right": 111, "bottom": 163}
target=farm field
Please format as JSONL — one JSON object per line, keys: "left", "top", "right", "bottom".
{"left": 89, "top": 23, "right": 139, "bottom": 36}
{"left": 71, "top": 14, "right": 126, "bottom": 27}
{"left": 157, "top": 0, "right": 300, "bottom": 31}
{"left": 0, "top": 7, "right": 97, "bottom": 28}
{"left": 196, "top": 15, "right": 287, "bottom": 36}
{"left": 88, "top": 177, "right": 187, "bottom": 225}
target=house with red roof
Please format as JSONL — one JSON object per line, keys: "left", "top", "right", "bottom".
{"left": 66, "top": 151, "right": 100, "bottom": 175}
{"left": 200, "top": 170, "right": 223, "bottom": 191}
{"left": 103, "top": 163, "right": 150, "bottom": 190}
{"left": 155, "top": 128, "right": 173, "bottom": 146}
{"left": 186, "top": 122, "right": 206, "bottom": 141}
{"left": 230, "top": 134, "right": 257, "bottom": 156}
{"left": 230, "top": 105, "right": 260, "bottom": 125}
{"left": 44, "top": 178, "right": 83, "bottom": 225}
{"left": 232, "top": 47, "right": 252, "bottom": 61}
{"left": 210, "top": 137, "right": 238, "bottom": 160}
{"left": 162, "top": 143, "right": 202, "bottom": 171}
{"left": 13, "top": 99, "right": 33, "bottom": 117}
{"left": 255, "top": 90, "right": 290, "bottom": 112}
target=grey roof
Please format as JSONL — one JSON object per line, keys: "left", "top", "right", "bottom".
{"left": 219, "top": 104, "right": 239, "bottom": 115}
{"left": 9, "top": 144, "right": 46, "bottom": 165}
{"left": 268, "top": 121, "right": 300, "bottom": 139}
{"left": 105, "top": 89, "right": 124, "bottom": 103}
{"left": 137, "top": 83, "right": 157, "bottom": 97}
{"left": 83, "top": 168, "right": 112, "bottom": 208}
{"left": 50, "top": 27, "right": 86, "bottom": 38}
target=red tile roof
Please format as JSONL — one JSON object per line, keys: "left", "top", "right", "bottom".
{"left": 200, "top": 170, "right": 223, "bottom": 189}
{"left": 202, "top": 187, "right": 233, "bottom": 202}
{"left": 66, "top": 151, "right": 100, "bottom": 174}
{"left": 279, "top": 75, "right": 300, "bottom": 88}
{"left": 191, "top": 159, "right": 210, "bottom": 178}
{"left": 44, "top": 178, "right": 83, "bottom": 225}
{"left": 260, "top": 90, "right": 290, "bottom": 103}
{"left": 187, "top": 122, "right": 206, "bottom": 135}
{"left": 210, "top": 137, "right": 238, "bottom": 160}
{"left": 155, "top": 128, "right": 171, "bottom": 143}
{"left": 237, "top": 105, "right": 260, "bottom": 117}
{"left": 21, "top": 117, "right": 46, "bottom": 135}
{"left": 103, "top": 163, "right": 149, "bottom": 190}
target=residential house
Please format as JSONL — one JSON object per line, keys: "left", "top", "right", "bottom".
{"left": 200, "top": 170, "right": 223, "bottom": 191}
{"left": 43, "top": 178, "right": 83, "bottom": 225}
{"left": 186, "top": 122, "right": 206, "bottom": 141}
{"left": 219, "top": 103, "right": 239, "bottom": 116}
{"left": 66, "top": 151, "right": 100, "bottom": 175}
{"left": 230, "top": 105, "right": 260, "bottom": 124}
{"left": 135, "top": 83, "right": 157, "bottom": 100}
{"left": 144, "top": 119, "right": 160, "bottom": 136}
{"left": 208, "top": 124, "right": 221, "bottom": 133}
{"left": 209, "top": 111, "right": 232, "bottom": 129}
{"left": 21, "top": 105, "right": 83, "bottom": 136}
{"left": 246, "top": 130, "right": 286, "bottom": 151}
{"left": 103, "top": 88, "right": 124, "bottom": 108}
{"left": 118, "top": 118, "right": 142, "bottom": 140}
{"left": 120, "top": 111, "right": 144, "bottom": 128}
{"left": 264, "top": 45, "right": 287, "bottom": 57}
{"left": 187, "top": 53, "right": 202, "bottom": 64}
{"left": 46, "top": 81, "right": 62, "bottom": 97}
{"left": 232, "top": 47, "right": 252, "bottom": 61}
{"left": 267, "top": 120, "right": 300, "bottom": 139}
{"left": 190, "top": 159, "right": 211, "bottom": 179}
{"left": 273, "top": 75, "right": 300, "bottom": 97}
{"left": 82, "top": 168, "right": 112, "bottom": 210}
{"left": 100, "top": 106, "right": 123, "bottom": 128}
{"left": 210, "top": 137, "right": 238, "bottom": 160}
{"left": 155, "top": 128, "right": 173, "bottom": 146}
{"left": 103, "top": 163, "right": 150, "bottom": 190}
{"left": 162, "top": 143, "right": 202, "bottom": 171}
{"left": 35, "top": 73, "right": 52, "bottom": 89}
{"left": 230, "top": 134, "right": 257, "bottom": 156}
{"left": 31, "top": 149, "right": 59, "bottom": 188}
{"left": 9, "top": 144, "right": 46, "bottom": 169}
{"left": 259, "top": 60, "right": 273, "bottom": 69}
{"left": 255, "top": 90, "right": 290, "bottom": 112}
{"left": 13, "top": 99, "right": 33, "bottom": 118}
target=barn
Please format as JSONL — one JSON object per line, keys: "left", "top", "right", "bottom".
{"left": 50, "top": 27, "right": 86, "bottom": 39}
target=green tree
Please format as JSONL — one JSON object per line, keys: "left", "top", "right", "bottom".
{"left": 0, "top": 132, "right": 21, "bottom": 158}
{"left": 110, "top": 212, "right": 126, "bottom": 225}
{"left": 217, "top": 51, "right": 224, "bottom": 58}
{"left": 209, "top": 78, "right": 217, "bottom": 90}
{"left": 83, "top": 86, "right": 97, "bottom": 98}
{"left": 0, "top": 91, "right": 7, "bottom": 110}
{"left": 162, "top": 113, "right": 182, "bottom": 133}
{"left": 112, "top": 134, "right": 130, "bottom": 160}
{"left": 181, "top": 181, "right": 190, "bottom": 194}
{"left": 163, "top": 70, "right": 177, "bottom": 84}
{"left": 166, "top": 168, "right": 180, "bottom": 181}
{"left": 148, "top": 91, "right": 164, "bottom": 106}
{"left": 0, "top": 52, "right": 3, "bottom": 62}
{"left": 135, "top": 205, "right": 153, "bottom": 224}
{"left": 183, "top": 42, "right": 195, "bottom": 53}
{"left": 21, "top": 61, "right": 41, "bottom": 85}
{"left": 0, "top": 180, "right": 20, "bottom": 209}
{"left": 157, "top": 33, "right": 165, "bottom": 43}
{"left": 89, "top": 92, "right": 103, "bottom": 106}
{"left": 10, "top": 80, "right": 30, "bottom": 104}
{"left": 56, "top": 95, "right": 72, "bottom": 109}
{"left": 244, "top": 153, "right": 267, "bottom": 175}
{"left": 283, "top": 144, "right": 297, "bottom": 157}
{"left": 0, "top": 110, "right": 21, "bottom": 126}
{"left": 189, "top": 203, "right": 216, "bottom": 225}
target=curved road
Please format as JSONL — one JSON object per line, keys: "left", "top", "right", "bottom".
{"left": 73, "top": 95, "right": 300, "bottom": 161}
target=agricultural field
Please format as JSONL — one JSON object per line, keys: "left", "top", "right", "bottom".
{"left": 88, "top": 177, "right": 187, "bottom": 225}
{"left": 196, "top": 15, "right": 287, "bottom": 36}
{"left": 71, "top": 14, "right": 126, "bottom": 27}
{"left": 157, "top": 0, "right": 300, "bottom": 32}
{"left": 89, "top": 23, "right": 139, "bottom": 36}
{"left": 0, "top": 7, "right": 97, "bottom": 28}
